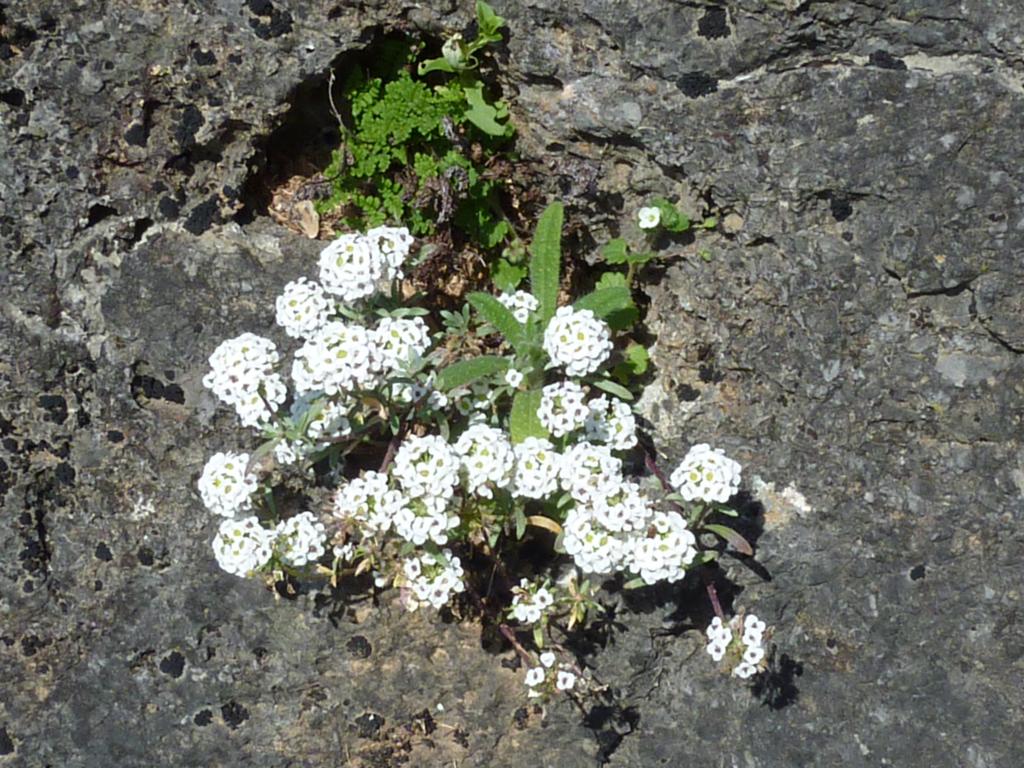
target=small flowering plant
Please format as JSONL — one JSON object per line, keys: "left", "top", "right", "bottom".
{"left": 197, "top": 198, "right": 771, "bottom": 706}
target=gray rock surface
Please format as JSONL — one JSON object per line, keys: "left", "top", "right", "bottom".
{"left": 2, "top": 1, "right": 1022, "bottom": 766}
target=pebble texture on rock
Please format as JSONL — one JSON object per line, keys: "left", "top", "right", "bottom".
{"left": 2, "top": 1, "right": 1022, "bottom": 766}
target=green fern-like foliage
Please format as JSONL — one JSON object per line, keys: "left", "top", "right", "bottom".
{"left": 318, "top": 39, "right": 513, "bottom": 243}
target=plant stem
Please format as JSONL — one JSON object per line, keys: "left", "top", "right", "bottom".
{"left": 703, "top": 572, "right": 725, "bottom": 621}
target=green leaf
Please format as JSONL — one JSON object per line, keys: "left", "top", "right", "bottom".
{"left": 625, "top": 250, "right": 656, "bottom": 266}
{"left": 476, "top": 0, "right": 505, "bottom": 38}
{"left": 595, "top": 271, "right": 628, "bottom": 289}
{"left": 464, "top": 83, "right": 511, "bottom": 137}
{"left": 533, "top": 624, "right": 544, "bottom": 648}
{"left": 529, "top": 202, "right": 564, "bottom": 324}
{"left": 701, "top": 216, "right": 718, "bottom": 229}
{"left": 602, "top": 238, "right": 629, "bottom": 265}
{"left": 588, "top": 272, "right": 640, "bottom": 330}
{"left": 614, "top": 341, "right": 650, "bottom": 384}
{"left": 435, "top": 355, "right": 510, "bottom": 391}
{"left": 492, "top": 258, "right": 527, "bottom": 292}
{"left": 623, "top": 577, "right": 648, "bottom": 590}
{"left": 694, "top": 551, "right": 719, "bottom": 565}
{"left": 592, "top": 378, "right": 634, "bottom": 401}
{"left": 468, "top": 292, "right": 525, "bottom": 347}
{"left": 575, "top": 286, "right": 634, "bottom": 320}
{"left": 417, "top": 57, "right": 457, "bottom": 76}
{"left": 651, "top": 197, "right": 691, "bottom": 233}
{"left": 514, "top": 506, "right": 527, "bottom": 540}
{"left": 509, "top": 389, "right": 548, "bottom": 444}
{"left": 704, "top": 523, "right": 754, "bottom": 556}
{"left": 623, "top": 342, "right": 649, "bottom": 375}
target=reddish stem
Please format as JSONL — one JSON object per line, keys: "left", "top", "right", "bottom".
{"left": 703, "top": 573, "right": 725, "bottom": 621}
{"left": 499, "top": 623, "right": 535, "bottom": 665}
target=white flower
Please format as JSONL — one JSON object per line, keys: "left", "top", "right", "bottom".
{"left": 512, "top": 438, "right": 562, "bottom": 499}
{"left": 638, "top": 206, "right": 661, "bottom": 230}
{"left": 392, "top": 434, "right": 461, "bottom": 499}
{"left": 590, "top": 482, "right": 651, "bottom": 533}
{"left": 538, "top": 380, "right": 588, "bottom": 438}
{"left": 558, "top": 441, "right": 622, "bottom": 504}
{"left": 212, "top": 516, "right": 274, "bottom": 576}
{"left": 706, "top": 616, "right": 733, "bottom": 644}
{"left": 706, "top": 639, "right": 728, "bottom": 662}
{"left": 306, "top": 399, "right": 353, "bottom": 443}
{"left": 333, "top": 471, "right": 405, "bottom": 535}
{"left": 318, "top": 233, "right": 380, "bottom": 301}
{"left": 198, "top": 452, "right": 258, "bottom": 517}
{"left": 455, "top": 424, "right": 515, "bottom": 498}
{"left": 275, "top": 277, "right": 331, "bottom": 339}
{"left": 562, "top": 509, "right": 625, "bottom": 574}
{"left": 274, "top": 511, "right": 327, "bottom": 567}
{"left": 540, "top": 651, "right": 556, "bottom": 668}
{"left": 732, "top": 661, "right": 758, "bottom": 679}
{"left": 542, "top": 306, "right": 612, "bottom": 377}
{"left": 584, "top": 396, "right": 637, "bottom": 450}
{"left": 400, "top": 549, "right": 465, "bottom": 611}
{"left": 291, "top": 320, "right": 381, "bottom": 396}
{"left": 202, "top": 333, "right": 285, "bottom": 427}
{"left": 556, "top": 669, "right": 577, "bottom": 691}
{"left": 524, "top": 667, "right": 545, "bottom": 687}
{"left": 511, "top": 579, "right": 556, "bottom": 625}
{"left": 497, "top": 290, "right": 539, "bottom": 323}
{"left": 742, "top": 614, "right": 767, "bottom": 646}
{"left": 669, "top": 444, "right": 742, "bottom": 504}
{"left": 374, "top": 317, "right": 431, "bottom": 371}
{"left": 365, "top": 225, "right": 414, "bottom": 280}
{"left": 333, "top": 542, "right": 356, "bottom": 561}
{"left": 622, "top": 511, "right": 697, "bottom": 585}
{"left": 742, "top": 644, "right": 765, "bottom": 665}
{"left": 504, "top": 368, "right": 524, "bottom": 388}
{"left": 273, "top": 439, "right": 302, "bottom": 466}
{"left": 391, "top": 494, "right": 460, "bottom": 546}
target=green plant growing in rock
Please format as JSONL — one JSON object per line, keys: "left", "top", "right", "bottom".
{"left": 317, "top": 1, "right": 516, "bottom": 257}
{"left": 197, "top": 195, "right": 773, "bottom": 705}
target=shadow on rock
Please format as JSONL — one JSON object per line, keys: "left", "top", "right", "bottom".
{"left": 752, "top": 648, "right": 804, "bottom": 710}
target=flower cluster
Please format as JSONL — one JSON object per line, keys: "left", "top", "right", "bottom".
{"left": 198, "top": 452, "right": 258, "bottom": 518}
{"left": 455, "top": 424, "right": 515, "bottom": 498}
{"left": 510, "top": 579, "right": 555, "bottom": 625}
{"left": 213, "top": 516, "right": 274, "bottom": 576}
{"left": 706, "top": 614, "right": 769, "bottom": 679}
{"left": 400, "top": 549, "right": 466, "bottom": 611}
{"left": 195, "top": 198, "right": 769, "bottom": 706}
{"left": 274, "top": 511, "right": 328, "bottom": 567}
{"left": 542, "top": 306, "right": 613, "bottom": 377}
{"left": 498, "top": 290, "right": 539, "bottom": 323}
{"left": 584, "top": 396, "right": 637, "bottom": 450}
{"left": 275, "top": 277, "right": 331, "bottom": 339}
{"left": 670, "top": 444, "right": 742, "bottom": 503}
{"left": 559, "top": 452, "right": 698, "bottom": 583}
{"left": 538, "top": 381, "right": 588, "bottom": 437}
{"left": 203, "top": 334, "right": 287, "bottom": 427}
{"left": 318, "top": 226, "right": 412, "bottom": 301}
{"left": 524, "top": 651, "right": 577, "bottom": 698}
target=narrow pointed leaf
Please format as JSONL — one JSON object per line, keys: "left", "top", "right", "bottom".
{"left": 529, "top": 202, "right": 564, "bottom": 324}
{"left": 704, "top": 523, "right": 754, "bottom": 556}
{"left": 435, "top": 355, "right": 510, "bottom": 391}
{"left": 467, "top": 292, "right": 524, "bottom": 347}
{"left": 526, "top": 515, "right": 563, "bottom": 535}
{"left": 509, "top": 389, "right": 548, "bottom": 444}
